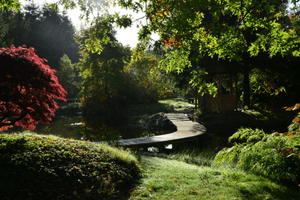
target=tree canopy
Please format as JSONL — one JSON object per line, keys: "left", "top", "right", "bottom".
{"left": 3, "top": 1, "right": 300, "bottom": 59}
{"left": 2, "top": 0, "right": 300, "bottom": 106}
{"left": 0, "top": 0, "right": 21, "bottom": 12}
{"left": 75, "top": 16, "right": 131, "bottom": 113}
{"left": 111, "top": 0, "right": 300, "bottom": 106}
{"left": 0, "top": 2, "right": 80, "bottom": 70}
{"left": 43, "top": 0, "right": 299, "bottom": 105}
{"left": 22, "top": 2, "right": 80, "bottom": 70}
{"left": 0, "top": 6, "right": 30, "bottom": 48}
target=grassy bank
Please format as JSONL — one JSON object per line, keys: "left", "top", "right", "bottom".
{"left": 129, "top": 155, "right": 300, "bottom": 200}
{"left": 126, "top": 98, "right": 194, "bottom": 116}
{"left": 1, "top": 99, "right": 299, "bottom": 199}
{"left": 158, "top": 98, "right": 194, "bottom": 110}
{"left": 0, "top": 132, "right": 141, "bottom": 200}
{"left": 1, "top": 132, "right": 299, "bottom": 200}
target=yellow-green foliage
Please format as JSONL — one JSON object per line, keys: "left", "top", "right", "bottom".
{"left": 214, "top": 126, "right": 300, "bottom": 182}
{"left": 56, "top": 54, "right": 81, "bottom": 97}
{"left": 75, "top": 18, "right": 129, "bottom": 111}
{"left": 0, "top": 132, "right": 140, "bottom": 199}
{"left": 215, "top": 104, "right": 300, "bottom": 183}
{"left": 124, "top": 50, "right": 174, "bottom": 101}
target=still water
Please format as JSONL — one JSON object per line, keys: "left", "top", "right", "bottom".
{"left": 3, "top": 100, "right": 233, "bottom": 150}
{"left": 3, "top": 100, "right": 167, "bottom": 142}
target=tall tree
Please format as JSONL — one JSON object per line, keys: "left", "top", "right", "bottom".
{"left": 22, "top": 2, "right": 80, "bottom": 70}
{"left": 107, "top": 0, "right": 298, "bottom": 106}
{"left": 2, "top": 0, "right": 300, "bottom": 107}
{"left": 0, "top": 8, "right": 11, "bottom": 47}
{"left": 125, "top": 49, "right": 175, "bottom": 102}
{"left": 76, "top": 15, "right": 130, "bottom": 112}
{"left": 0, "top": 7, "right": 30, "bottom": 48}
{"left": 56, "top": 54, "right": 81, "bottom": 98}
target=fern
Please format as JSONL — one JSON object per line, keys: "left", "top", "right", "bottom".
{"left": 228, "top": 127, "right": 265, "bottom": 143}
{"left": 214, "top": 126, "right": 300, "bottom": 181}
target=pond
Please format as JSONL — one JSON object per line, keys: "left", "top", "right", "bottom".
{"left": 4, "top": 98, "right": 252, "bottom": 150}
{"left": 3, "top": 99, "right": 174, "bottom": 142}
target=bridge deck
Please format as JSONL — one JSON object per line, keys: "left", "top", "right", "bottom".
{"left": 112, "top": 112, "right": 206, "bottom": 148}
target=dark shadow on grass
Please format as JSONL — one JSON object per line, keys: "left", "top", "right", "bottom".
{"left": 237, "top": 180, "right": 300, "bottom": 200}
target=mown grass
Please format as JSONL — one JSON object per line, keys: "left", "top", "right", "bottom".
{"left": 143, "top": 147, "right": 218, "bottom": 167}
{"left": 158, "top": 98, "right": 194, "bottom": 109}
{"left": 129, "top": 155, "right": 300, "bottom": 200}
{"left": 126, "top": 98, "right": 194, "bottom": 116}
{"left": 1, "top": 132, "right": 299, "bottom": 200}
{"left": 2, "top": 99, "right": 299, "bottom": 200}
{"left": 0, "top": 132, "right": 141, "bottom": 200}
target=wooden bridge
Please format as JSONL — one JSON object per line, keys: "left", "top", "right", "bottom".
{"left": 96, "top": 111, "right": 206, "bottom": 150}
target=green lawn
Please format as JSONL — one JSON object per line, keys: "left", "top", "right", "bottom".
{"left": 129, "top": 156, "right": 300, "bottom": 200}
{"left": 1, "top": 130, "right": 299, "bottom": 200}
{"left": 158, "top": 98, "right": 194, "bottom": 110}
{"left": 125, "top": 98, "right": 194, "bottom": 116}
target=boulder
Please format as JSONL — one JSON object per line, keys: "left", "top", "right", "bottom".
{"left": 145, "top": 112, "right": 177, "bottom": 132}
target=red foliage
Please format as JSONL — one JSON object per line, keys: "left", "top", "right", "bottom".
{"left": 0, "top": 45, "right": 67, "bottom": 131}
{"left": 164, "top": 38, "right": 174, "bottom": 47}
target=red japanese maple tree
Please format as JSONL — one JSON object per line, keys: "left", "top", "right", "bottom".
{"left": 0, "top": 45, "right": 67, "bottom": 131}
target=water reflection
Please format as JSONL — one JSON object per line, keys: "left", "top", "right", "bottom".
{"left": 3, "top": 111, "right": 169, "bottom": 142}
{"left": 35, "top": 115, "right": 84, "bottom": 140}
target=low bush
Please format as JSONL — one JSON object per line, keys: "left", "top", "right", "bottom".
{"left": 0, "top": 132, "right": 141, "bottom": 199}
{"left": 214, "top": 125, "right": 300, "bottom": 184}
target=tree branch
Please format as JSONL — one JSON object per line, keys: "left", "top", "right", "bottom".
{"left": 0, "top": 101, "right": 28, "bottom": 129}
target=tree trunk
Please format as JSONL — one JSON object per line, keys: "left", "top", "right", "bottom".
{"left": 243, "top": 65, "right": 250, "bottom": 107}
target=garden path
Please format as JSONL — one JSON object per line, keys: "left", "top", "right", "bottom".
{"left": 112, "top": 110, "right": 206, "bottom": 149}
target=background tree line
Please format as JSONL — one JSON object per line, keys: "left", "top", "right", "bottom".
{"left": 0, "top": 0, "right": 81, "bottom": 98}
{"left": 2, "top": 0, "right": 300, "bottom": 115}
{"left": 0, "top": 1, "right": 175, "bottom": 116}
{"left": 75, "top": 15, "right": 175, "bottom": 115}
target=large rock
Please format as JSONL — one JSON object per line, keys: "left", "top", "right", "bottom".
{"left": 145, "top": 112, "right": 177, "bottom": 132}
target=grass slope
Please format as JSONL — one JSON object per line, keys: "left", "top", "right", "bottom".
{"left": 0, "top": 132, "right": 141, "bottom": 200}
{"left": 158, "top": 98, "right": 194, "bottom": 109}
{"left": 129, "top": 156, "right": 300, "bottom": 200}
{"left": 126, "top": 98, "right": 194, "bottom": 116}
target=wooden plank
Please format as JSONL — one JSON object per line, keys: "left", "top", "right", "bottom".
{"left": 95, "top": 112, "right": 206, "bottom": 148}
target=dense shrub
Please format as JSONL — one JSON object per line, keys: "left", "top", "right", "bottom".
{"left": 0, "top": 133, "right": 140, "bottom": 199}
{"left": 214, "top": 124, "right": 300, "bottom": 182}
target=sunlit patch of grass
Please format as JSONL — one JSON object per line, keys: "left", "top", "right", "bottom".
{"left": 143, "top": 147, "right": 217, "bottom": 167}
{"left": 158, "top": 98, "right": 194, "bottom": 109}
{"left": 126, "top": 102, "right": 174, "bottom": 116}
{"left": 126, "top": 97, "right": 194, "bottom": 116}
{"left": 129, "top": 156, "right": 300, "bottom": 200}
{"left": 0, "top": 132, "right": 141, "bottom": 199}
